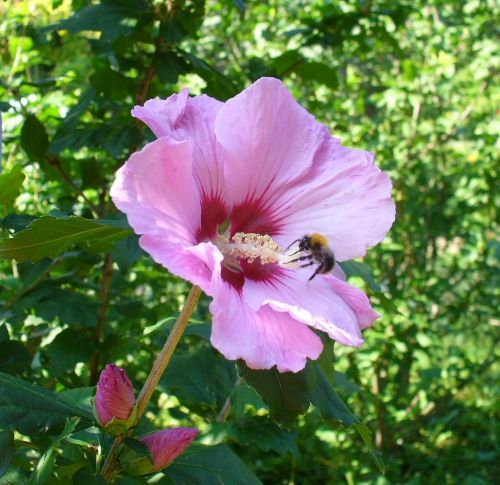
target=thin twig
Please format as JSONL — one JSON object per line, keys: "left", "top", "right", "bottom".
{"left": 45, "top": 155, "right": 100, "bottom": 216}
{"left": 89, "top": 253, "right": 114, "bottom": 385}
{"left": 136, "top": 285, "right": 202, "bottom": 415}
{"left": 215, "top": 376, "right": 243, "bottom": 423}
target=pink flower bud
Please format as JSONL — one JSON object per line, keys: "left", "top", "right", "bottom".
{"left": 94, "top": 364, "right": 135, "bottom": 426}
{"left": 140, "top": 428, "right": 198, "bottom": 472}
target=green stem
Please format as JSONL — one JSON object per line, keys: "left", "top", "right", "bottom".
{"left": 99, "top": 285, "right": 202, "bottom": 481}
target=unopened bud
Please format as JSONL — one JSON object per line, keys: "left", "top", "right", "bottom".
{"left": 94, "top": 364, "right": 137, "bottom": 435}
{"left": 120, "top": 428, "right": 198, "bottom": 475}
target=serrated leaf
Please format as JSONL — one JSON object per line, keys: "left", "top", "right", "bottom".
{"left": 20, "top": 115, "right": 49, "bottom": 162}
{"left": 0, "top": 164, "right": 25, "bottom": 208}
{"left": 238, "top": 362, "right": 315, "bottom": 427}
{"left": 0, "top": 371, "right": 93, "bottom": 435}
{"left": 0, "top": 431, "right": 14, "bottom": 478}
{"left": 164, "top": 444, "right": 262, "bottom": 485}
{"left": 0, "top": 216, "right": 132, "bottom": 262}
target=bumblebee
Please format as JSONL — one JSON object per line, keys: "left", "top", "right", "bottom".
{"left": 286, "top": 233, "right": 335, "bottom": 281}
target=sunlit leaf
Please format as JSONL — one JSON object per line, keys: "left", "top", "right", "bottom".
{"left": 0, "top": 216, "right": 132, "bottom": 262}
{"left": 0, "top": 164, "right": 25, "bottom": 209}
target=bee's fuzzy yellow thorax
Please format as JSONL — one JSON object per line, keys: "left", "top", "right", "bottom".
{"left": 309, "top": 233, "right": 329, "bottom": 247}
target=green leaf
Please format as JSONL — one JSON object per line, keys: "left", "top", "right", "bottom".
{"left": 119, "top": 437, "right": 154, "bottom": 476}
{"left": 0, "top": 431, "right": 14, "bottom": 478}
{"left": 270, "top": 50, "right": 303, "bottom": 76}
{"left": 308, "top": 362, "right": 384, "bottom": 472}
{"left": 308, "top": 362, "right": 357, "bottom": 426}
{"left": 154, "top": 52, "right": 188, "bottom": 85}
{"left": 316, "top": 336, "right": 335, "bottom": 384}
{"left": 0, "top": 371, "right": 93, "bottom": 435}
{"left": 164, "top": 444, "right": 262, "bottom": 485}
{"left": 0, "top": 164, "right": 25, "bottom": 209}
{"left": 354, "top": 423, "right": 385, "bottom": 473}
{"left": 45, "top": 1, "right": 151, "bottom": 42}
{"left": 238, "top": 363, "right": 315, "bottom": 427}
{"left": 339, "top": 260, "right": 381, "bottom": 292}
{"left": 183, "top": 52, "right": 239, "bottom": 100}
{"left": 228, "top": 416, "right": 299, "bottom": 458}
{"left": 0, "top": 216, "right": 132, "bottom": 262}
{"left": 20, "top": 115, "right": 49, "bottom": 162}
{"left": 45, "top": 328, "right": 95, "bottom": 376}
{"left": 295, "top": 62, "right": 338, "bottom": 88}
{"left": 36, "top": 288, "right": 99, "bottom": 327}
{"left": 28, "top": 417, "right": 79, "bottom": 485}
{"left": 122, "top": 437, "right": 153, "bottom": 462}
{"left": 53, "top": 88, "right": 96, "bottom": 142}
{"left": 0, "top": 340, "right": 32, "bottom": 374}
{"left": 162, "top": 346, "right": 236, "bottom": 409}
{"left": 59, "top": 388, "right": 93, "bottom": 417}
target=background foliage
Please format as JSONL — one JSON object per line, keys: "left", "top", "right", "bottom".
{"left": 0, "top": 0, "right": 498, "bottom": 483}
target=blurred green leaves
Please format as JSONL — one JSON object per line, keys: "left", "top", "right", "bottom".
{"left": 0, "top": 431, "right": 14, "bottom": 479}
{"left": 0, "top": 164, "right": 25, "bottom": 210}
{"left": 0, "top": 0, "right": 497, "bottom": 483}
{"left": 20, "top": 115, "right": 49, "bottom": 162}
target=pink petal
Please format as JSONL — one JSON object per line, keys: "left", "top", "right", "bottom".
{"left": 131, "top": 89, "right": 189, "bottom": 138}
{"left": 110, "top": 137, "right": 200, "bottom": 238}
{"left": 276, "top": 146, "right": 395, "bottom": 261}
{"left": 139, "top": 237, "right": 216, "bottom": 294}
{"left": 328, "top": 275, "right": 380, "bottom": 330}
{"left": 243, "top": 269, "right": 378, "bottom": 347}
{"left": 214, "top": 77, "right": 332, "bottom": 231}
{"left": 95, "top": 364, "right": 135, "bottom": 426}
{"left": 209, "top": 260, "right": 323, "bottom": 373}
{"left": 110, "top": 137, "right": 215, "bottom": 290}
{"left": 140, "top": 428, "right": 198, "bottom": 471}
{"left": 133, "top": 91, "right": 227, "bottom": 240}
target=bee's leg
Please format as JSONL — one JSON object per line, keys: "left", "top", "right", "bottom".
{"left": 287, "top": 254, "right": 313, "bottom": 264}
{"left": 308, "top": 263, "right": 325, "bottom": 281}
{"left": 285, "top": 238, "right": 302, "bottom": 251}
{"left": 299, "top": 261, "right": 315, "bottom": 268}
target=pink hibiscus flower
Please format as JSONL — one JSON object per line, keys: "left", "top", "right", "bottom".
{"left": 110, "top": 77, "right": 395, "bottom": 373}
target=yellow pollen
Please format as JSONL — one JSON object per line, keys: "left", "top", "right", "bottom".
{"left": 217, "top": 232, "right": 283, "bottom": 265}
